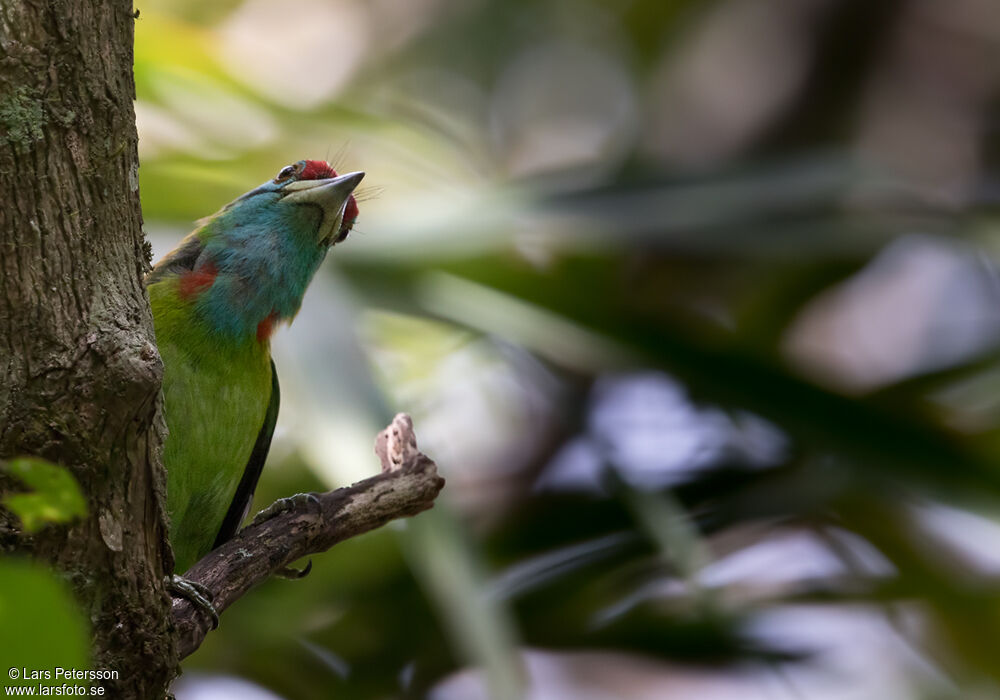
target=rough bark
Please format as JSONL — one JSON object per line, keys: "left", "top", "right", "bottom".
{"left": 0, "top": 1, "right": 176, "bottom": 697}
{"left": 0, "top": 6, "right": 447, "bottom": 697}
{"left": 174, "top": 441, "right": 445, "bottom": 659}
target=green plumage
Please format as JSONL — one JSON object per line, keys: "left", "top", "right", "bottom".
{"left": 146, "top": 162, "right": 363, "bottom": 575}
{"left": 149, "top": 278, "right": 273, "bottom": 573}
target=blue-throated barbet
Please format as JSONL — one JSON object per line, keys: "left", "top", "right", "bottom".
{"left": 147, "top": 160, "right": 363, "bottom": 573}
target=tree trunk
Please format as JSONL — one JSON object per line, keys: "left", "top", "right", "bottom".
{"left": 0, "top": 1, "right": 176, "bottom": 696}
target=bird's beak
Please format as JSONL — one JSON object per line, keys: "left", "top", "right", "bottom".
{"left": 282, "top": 171, "right": 365, "bottom": 243}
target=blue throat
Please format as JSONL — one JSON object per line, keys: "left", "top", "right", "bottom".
{"left": 194, "top": 193, "right": 329, "bottom": 340}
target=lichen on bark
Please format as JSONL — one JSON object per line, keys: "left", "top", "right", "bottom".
{"left": 0, "top": 86, "right": 46, "bottom": 151}
{"left": 0, "top": 1, "right": 177, "bottom": 696}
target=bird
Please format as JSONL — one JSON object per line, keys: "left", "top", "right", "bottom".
{"left": 146, "top": 160, "right": 363, "bottom": 583}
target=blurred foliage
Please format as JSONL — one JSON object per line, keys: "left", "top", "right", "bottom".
{"left": 0, "top": 559, "right": 91, "bottom": 690}
{"left": 2, "top": 458, "right": 87, "bottom": 534}
{"left": 0, "top": 462, "right": 90, "bottom": 691}
{"left": 135, "top": 0, "right": 1000, "bottom": 698}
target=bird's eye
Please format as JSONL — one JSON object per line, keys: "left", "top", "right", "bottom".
{"left": 274, "top": 165, "right": 297, "bottom": 183}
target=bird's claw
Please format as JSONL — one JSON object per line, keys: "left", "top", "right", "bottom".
{"left": 166, "top": 574, "right": 219, "bottom": 630}
{"left": 251, "top": 494, "right": 320, "bottom": 581}
{"left": 251, "top": 492, "right": 322, "bottom": 526}
{"left": 276, "top": 559, "right": 313, "bottom": 580}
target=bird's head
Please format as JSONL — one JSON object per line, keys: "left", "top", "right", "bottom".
{"left": 219, "top": 159, "right": 363, "bottom": 247}
{"left": 152, "top": 160, "right": 365, "bottom": 342}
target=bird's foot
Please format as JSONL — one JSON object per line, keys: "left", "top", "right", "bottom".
{"left": 251, "top": 492, "right": 322, "bottom": 527}
{"left": 165, "top": 574, "right": 219, "bottom": 630}
{"left": 251, "top": 493, "right": 321, "bottom": 581}
{"left": 276, "top": 559, "right": 313, "bottom": 580}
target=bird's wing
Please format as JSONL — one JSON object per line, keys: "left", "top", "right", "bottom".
{"left": 213, "top": 358, "right": 280, "bottom": 549}
{"left": 146, "top": 232, "right": 205, "bottom": 283}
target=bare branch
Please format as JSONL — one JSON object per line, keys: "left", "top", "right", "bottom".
{"left": 171, "top": 414, "right": 445, "bottom": 659}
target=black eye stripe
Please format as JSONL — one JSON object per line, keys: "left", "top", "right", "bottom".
{"left": 275, "top": 165, "right": 296, "bottom": 182}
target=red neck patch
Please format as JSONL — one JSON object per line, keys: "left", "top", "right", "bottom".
{"left": 178, "top": 261, "right": 218, "bottom": 300}
{"left": 256, "top": 312, "right": 279, "bottom": 342}
{"left": 344, "top": 196, "right": 359, "bottom": 225}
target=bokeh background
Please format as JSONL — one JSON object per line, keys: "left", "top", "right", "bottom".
{"left": 133, "top": 0, "right": 1000, "bottom": 697}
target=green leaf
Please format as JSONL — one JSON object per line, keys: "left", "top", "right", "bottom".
{"left": 2, "top": 458, "right": 87, "bottom": 534}
{"left": 0, "top": 559, "right": 90, "bottom": 687}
